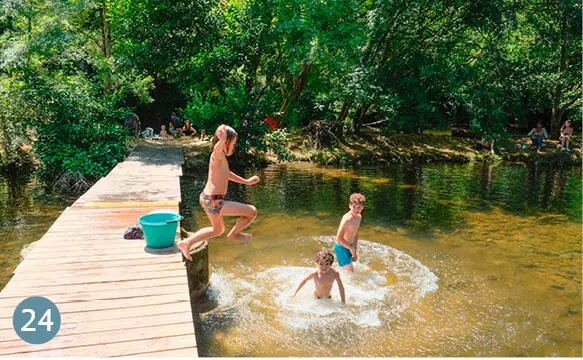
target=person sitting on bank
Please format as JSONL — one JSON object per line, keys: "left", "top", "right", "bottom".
{"left": 169, "top": 112, "right": 184, "bottom": 136}
{"left": 181, "top": 120, "right": 197, "bottom": 137}
{"left": 476, "top": 136, "right": 495, "bottom": 154}
{"left": 527, "top": 122, "right": 549, "bottom": 153}
{"left": 160, "top": 124, "right": 170, "bottom": 138}
{"left": 559, "top": 120, "right": 573, "bottom": 151}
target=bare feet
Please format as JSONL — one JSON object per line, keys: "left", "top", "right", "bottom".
{"left": 227, "top": 232, "right": 252, "bottom": 243}
{"left": 177, "top": 241, "right": 192, "bottom": 261}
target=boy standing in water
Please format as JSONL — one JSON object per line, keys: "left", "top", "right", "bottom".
{"left": 334, "top": 193, "right": 365, "bottom": 272}
{"left": 292, "top": 249, "right": 346, "bottom": 304}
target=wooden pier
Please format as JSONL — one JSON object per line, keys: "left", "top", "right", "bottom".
{"left": 0, "top": 142, "right": 197, "bottom": 357}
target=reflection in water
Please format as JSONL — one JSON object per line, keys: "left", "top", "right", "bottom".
{"left": 0, "top": 177, "right": 73, "bottom": 288}
{"left": 182, "top": 162, "right": 581, "bottom": 357}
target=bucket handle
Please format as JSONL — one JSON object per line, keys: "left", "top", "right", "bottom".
{"left": 166, "top": 215, "right": 183, "bottom": 224}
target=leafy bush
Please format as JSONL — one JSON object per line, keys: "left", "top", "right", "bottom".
{"left": 183, "top": 84, "right": 269, "bottom": 151}
{"left": 35, "top": 120, "right": 129, "bottom": 180}
{"left": 0, "top": 82, "right": 37, "bottom": 174}
{"left": 262, "top": 129, "right": 295, "bottom": 162}
{"left": 23, "top": 73, "right": 132, "bottom": 193}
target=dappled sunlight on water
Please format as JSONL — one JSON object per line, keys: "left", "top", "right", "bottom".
{"left": 181, "top": 162, "right": 582, "bottom": 357}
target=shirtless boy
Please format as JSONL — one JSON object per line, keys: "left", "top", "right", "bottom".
{"left": 292, "top": 248, "right": 346, "bottom": 304}
{"left": 333, "top": 193, "right": 365, "bottom": 272}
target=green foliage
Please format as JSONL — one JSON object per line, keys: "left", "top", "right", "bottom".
{"left": 23, "top": 72, "right": 131, "bottom": 189}
{"left": 0, "top": 79, "right": 36, "bottom": 173}
{"left": 262, "top": 129, "right": 295, "bottom": 162}
{"left": 35, "top": 119, "right": 128, "bottom": 179}
{"left": 183, "top": 85, "right": 251, "bottom": 134}
{"left": 0, "top": 0, "right": 143, "bottom": 187}
{"left": 1, "top": 0, "right": 581, "bottom": 181}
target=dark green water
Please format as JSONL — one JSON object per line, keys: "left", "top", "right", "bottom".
{"left": 0, "top": 177, "right": 74, "bottom": 289}
{"left": 181, "top": 162, "right": 582, "bottom": 357}
{"left": 182, "top": 162, "right": 581, "bottom": 233}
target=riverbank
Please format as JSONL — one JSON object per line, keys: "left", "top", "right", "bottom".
{"left": 287, "top": 130, "right": 582, "bottom": 166}
{"left": 179, "top": 130, "right": 581, "bottom": 170}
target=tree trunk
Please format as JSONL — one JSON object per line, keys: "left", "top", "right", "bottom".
{"left": 550, "top": 10, "right": 567, "bottom": 138}
{"left": 279, "top": 63, "right": 313, "bottom": 120}
{"left": 354, "top": 103, "right": 372, "bottom": 134}
{"left": 337, "top": 100, "right": 351, "bottom": 124}
{"left": 337, "top": 100, "right": 352, "bottom": 136}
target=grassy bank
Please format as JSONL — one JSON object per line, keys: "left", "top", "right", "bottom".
{"left": 175, "top": 130, "right": 583, "bottom": 171}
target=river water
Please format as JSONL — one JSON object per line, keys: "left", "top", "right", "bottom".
{"left": 0, "top": 177, "right": 74, "bottom": 289}
{"left": 181, "top": 162, "right": 581, "bottom": 357}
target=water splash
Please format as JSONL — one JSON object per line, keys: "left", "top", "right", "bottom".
{"left": 205, "top": 237, "right": 438, "bottom": 332}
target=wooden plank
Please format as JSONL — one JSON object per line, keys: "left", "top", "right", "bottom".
{"left": 27, "top": 241, "right": 153, "bottom": 253}
{"left": 127, "top": 346, "right": 198, "bottom": 357}
{"left": 13, "top": 254, "right": 179, "bottom": 267}
{"left": 0, "top": 301, "right": 191, "bottom": 330}
{"left": 19, "top": 248, "right": 181, "bottom": 261}
{"left": 27, "top": 235, "right": 180, "bottom": 248}
{"left": 74, "top": 201, "right": 179, "bottom": 209}
{"left": 0, "top": 311, "right": 193, "bottom": 342}
{"left": 19, "top": 243, "right": 180, "bottom": 261}
{"left": 0, "top": 283, "right": 189, "bottom": 310}
{"left": 19, "top": 242, "right": 180, "bottom": 257}
{"left": 0, "top": 269, "right": 185, "bottom": 292}
{"left": 0, "top": 275, "right": 186, "bottom": 299}
{"left": 10, "top": 264, "right": 185, "bottom": 282}
{"left": 0, "top": 292, "right": 189, "bottom": 318}
{"left": 14, "top": 256, "right": 179, "bottom": 274}
{"left": 0, "top": 322, "right": 194, "bottom": 354}
{"left": 1, "top": 333, "right": 195, "bottom": 357}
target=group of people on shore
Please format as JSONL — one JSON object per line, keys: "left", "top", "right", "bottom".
{"left": 177, "top": 124, "right": 364, "bottom": 305}
{"left": 527, "top": 120, "right": 573, "bottom": 153}
{"left": 124, "top": 112, "right": 200, "bottom": 139}
{"left": 159, "top": 112, "right": 198, "bottom": 139}
{"left": 477, "top": 120, "right": 575, "bottom": 155}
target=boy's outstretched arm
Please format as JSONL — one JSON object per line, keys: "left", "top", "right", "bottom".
{"left": 292, "top": 273, "right": 314, "bottom": 298}
{"left": 336, "top": 272, "right": 346, "bottom": 305}
{"left": 228, "top": 171, "right": 260, "bottom": 185}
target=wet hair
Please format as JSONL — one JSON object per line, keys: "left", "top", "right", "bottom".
{"left": 349, "top": 193, "right": 366, "bottom": 206}
{"left": 316, "top": 248, "right": 334, "bottom": 265}
{"left": 210, "top": 125, "right": 238, "bottom": 152}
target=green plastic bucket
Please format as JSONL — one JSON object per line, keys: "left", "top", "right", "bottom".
{"left": 138, "top": 212, "right": 183, "bottom": 248}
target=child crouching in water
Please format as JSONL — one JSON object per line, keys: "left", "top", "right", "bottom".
{"left": 292, "top": 248, "right": 346, "bottom": 304}
{"left": 177, "top": 124, "right": 260, "bottom": 261}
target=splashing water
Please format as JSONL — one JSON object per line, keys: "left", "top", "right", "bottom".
{"left": 199, "top": 236, "right": 438, "bottom": 355}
